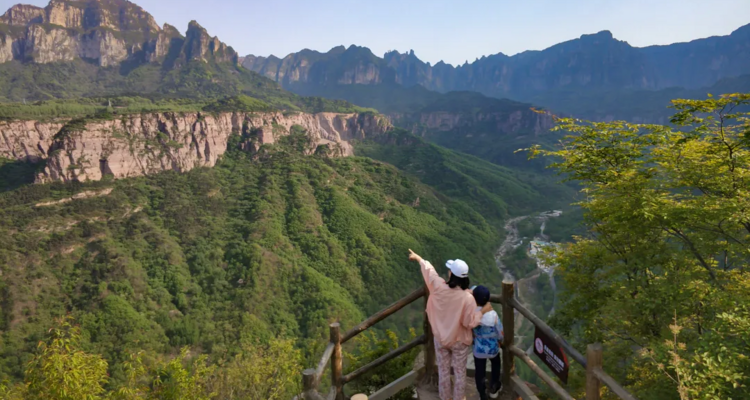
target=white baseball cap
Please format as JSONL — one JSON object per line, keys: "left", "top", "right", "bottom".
{"left": 445, "top": 259, "right": 469, "bottom": 278}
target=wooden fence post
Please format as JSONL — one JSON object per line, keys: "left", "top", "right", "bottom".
{"left": 302, "top": 369, "right": 316, "bottom": 400}
{"left": 586, "top": 343, "right": 603, "bottom": 400}
{"left": 331, "top": 323, "right": 344, "bottom": 400}
{"left": 501, "top": 281, "right": 515, "bottom": 390}
{"left": 423, "top": 284, "right": 437, "bottom": 381}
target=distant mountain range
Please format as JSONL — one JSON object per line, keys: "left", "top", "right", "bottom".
{"left": 243, "top": 26, "right": 750, "bottom": 120}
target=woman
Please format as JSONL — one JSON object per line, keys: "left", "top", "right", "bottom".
{"left": 409, "top": 249, "right": 493, "bottom": 400}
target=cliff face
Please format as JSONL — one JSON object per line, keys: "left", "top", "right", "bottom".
{"left": 0, "top": 111, "right": 391, "bottom": 183}
{"left": 393, "top": 108, "right": 554, "bottom": 138}
{"left": 178, "top": 21, "right": 238, "bottom": 65}
{"left": 243, "top": 46, "right": 393, "bottom": 87}
{"left": 0, "top": 0, "right": 238, "bottom": 68}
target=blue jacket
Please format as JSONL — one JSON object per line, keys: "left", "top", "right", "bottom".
{"left": 473, "top": 310, "right": 504, "bottom": 359}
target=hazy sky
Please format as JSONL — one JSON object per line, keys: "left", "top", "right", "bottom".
{"left": 3, "top": 0, "right": 749, "bottom": 65}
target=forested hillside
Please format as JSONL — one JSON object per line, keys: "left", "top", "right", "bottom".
{"left": 0, "top": 128, "right": 569, "bottom": 392}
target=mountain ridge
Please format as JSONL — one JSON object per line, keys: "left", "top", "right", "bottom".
{"left": 243, "top": 23, "right": 750, "bottom": 99}
{"left": 0, "top": 0, "right": 239, "bottom": 67}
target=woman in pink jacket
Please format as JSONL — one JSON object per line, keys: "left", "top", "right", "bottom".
{"left": 409, "top": 249, "right": 493, "bottom": 400}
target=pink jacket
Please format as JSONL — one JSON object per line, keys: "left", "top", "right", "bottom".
{"left": 421, "top": 259, "right": 483, "bottom": 346}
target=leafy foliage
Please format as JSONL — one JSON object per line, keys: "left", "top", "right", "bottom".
{"left": 529, "top": 93, "right": 750, "bottom": 399}
{"left": 344, "top": 330, "right": 419, "bottom": 400}
{"left": 207, "top": 339, "right": 302, "bottom": 400}
{"left": 24, "top": 317, "right": 109, "bottom": 400}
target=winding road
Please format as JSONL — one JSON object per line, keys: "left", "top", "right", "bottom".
{"left": 494, "top": 212, "right": 561, "bottom": 352}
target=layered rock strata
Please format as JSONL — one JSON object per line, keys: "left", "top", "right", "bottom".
{"left": 0, "top": 0, "right": 238, "bottom": 67}
{"left": 0, "top": 111, "right": 391, "bottom": 183}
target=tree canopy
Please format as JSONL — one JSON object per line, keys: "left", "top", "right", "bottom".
{"left": 529, "top": 93, "right": 750, "bottom": 399}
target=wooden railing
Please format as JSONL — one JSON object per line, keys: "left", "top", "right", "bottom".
{"left": 299, "top": 281, "right": 638, "bottom": 400}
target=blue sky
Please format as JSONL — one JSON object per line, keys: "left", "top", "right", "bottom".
{"left": 3, "top": 0, "right": 749, "bottom": 65}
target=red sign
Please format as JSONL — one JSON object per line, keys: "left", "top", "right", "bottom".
{"left": 533, "top": 326, "right": 570, "bottom": 384}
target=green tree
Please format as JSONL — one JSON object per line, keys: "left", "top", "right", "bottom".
{"left": 208, "top": 339, "right": 302, "bottom": 400}
{"left": 24, "top": 317, "right": 109, "bottom": 400}
{"left": 344, "top": 329, "right": 419, "bottom": 400}
{"left": 528, "top": 93, "right": 750, "bottom": 399}
{"left": 150, "top": 348, "right": 215, "bottom": 400}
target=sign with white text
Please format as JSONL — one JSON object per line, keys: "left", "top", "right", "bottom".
{"left": 533, "top": 326, "right": 569, "bottom": 384}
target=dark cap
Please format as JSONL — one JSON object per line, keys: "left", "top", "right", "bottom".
{"left": 473, "top": 285, "right": 490, "bottom": 306}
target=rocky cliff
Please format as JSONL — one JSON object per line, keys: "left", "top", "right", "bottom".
{"left": 0, "top": 111, "right": 391, "bottom": 183}
{"left": 243, "top": 45, "right": 394, "bottom": 87}
{"left": 0, "top": 0, "right": 238, "bottom": 67}
{"left": 244, "top": 24, "right": 750, "bottom": 99}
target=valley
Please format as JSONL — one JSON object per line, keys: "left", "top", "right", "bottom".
{"left": 0, "top": 0, "right": 748, "bottom": 399}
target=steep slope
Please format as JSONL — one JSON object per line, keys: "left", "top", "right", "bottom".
{"left": 273, "top": 81, "right": 557, "bottom": 170}
{"left": 0, "top": 109, "right": 390, "bottom": 183}
{"left": 0, "top": 127, "right": 571, "bottom": 383}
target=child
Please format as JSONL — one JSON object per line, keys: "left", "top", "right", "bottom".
{"left": 471, "top": 285, "right": 503, "bottom": 400}
{"left": 409, "top": 250, "right": 493, "bottom": 400}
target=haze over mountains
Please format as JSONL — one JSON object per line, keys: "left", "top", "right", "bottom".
{"left": 245, "top": 26, "right": 750, "bottom": 93}
{"left": 244, "top": 25, "right": 750, "bottom": 121}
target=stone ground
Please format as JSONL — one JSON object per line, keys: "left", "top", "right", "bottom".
{"left": 414, "top": 350, "right": 519, "bottom": 400}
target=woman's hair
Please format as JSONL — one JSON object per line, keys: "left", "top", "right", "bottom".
{"left": 447, "top": 274, "right": 470, "bottom": 290}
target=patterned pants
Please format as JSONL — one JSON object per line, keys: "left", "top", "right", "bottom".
{"left": 434, "top": 340, "right": 470, "bottom": 400}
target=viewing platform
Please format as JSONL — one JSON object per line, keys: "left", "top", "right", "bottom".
{"left": 298, "top": 281, "right": 638, "bottom": 400}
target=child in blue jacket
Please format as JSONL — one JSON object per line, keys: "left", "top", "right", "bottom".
{"left": 472, "top": 286, "right": 504, "bottom": 400}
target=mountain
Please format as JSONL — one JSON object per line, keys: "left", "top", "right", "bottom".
{"left": 0, "top": 113, "right": 574, "bottom": 385}
{"left": 0, "top": 0, "right": 303, "bottom": 103}
{"left": 0, "top": 0, "right": 237, "bottom": 67}
{"left": 243, "top": 25, "right": 750, "bottom": 120}
{"left": 267, "top": 79, "right": 557, "bottom": 170}
{"left": 0, "top": 107, "right": 389, "bottom": 184}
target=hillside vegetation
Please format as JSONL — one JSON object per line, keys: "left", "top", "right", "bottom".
{"left": 0, "top": 127, "right": 569, "bottom": 396}
{"left": 532, "top": 94, "right": 750, "bottom": 399}
{"left": 0, "top": 94, "right": 374, "bottom": 121}
{"left": 0, "top": 60, "right": 374, "bottom": 118}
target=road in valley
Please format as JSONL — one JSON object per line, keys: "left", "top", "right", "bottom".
{"left": 494, "top": 211, "right": 562, "bottom": 352}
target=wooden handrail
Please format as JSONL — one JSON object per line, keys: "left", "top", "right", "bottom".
{"left": 501, "top": 281, "right": 515, "bottom": 390}
{"left": 489, "top": 293, "right": 505, "bottom": 305}
{"left": 341, "top": 287, "right": 426, "bottom": 344}
{"left": 594, "top": 367, "right": 637, "bottom": 400}
{"left": 300, "top": 280, "right": 639, "bottom": 400}
{"left": 302, "top": 369, "right": 328, "bottom": 400}
{"left": 510, "top": 346, "right": 575, "bottom": 400}
{"left": 511, "top": 374, "right": 540, "bottom": 400}
{"left": 510, "top": 296, "right": 587, "bottom": 368}
{"left": 313, "top": 342, "right": 335, "bottom": 387}
{"left": 330, "top": 323, "right": 343, "bottom": 400}
{"left": 343, "top": 334, "right": 426, "bottom": 384}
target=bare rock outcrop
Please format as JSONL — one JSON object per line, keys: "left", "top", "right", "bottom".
{"left": 0, "top": 4, "right": 44, "bottom": 26}
{"left": 0, "top": 111, "right": 391, "bottom": 183}
{"left": 0, "top": 0, "right": 238, "bottom": 68}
